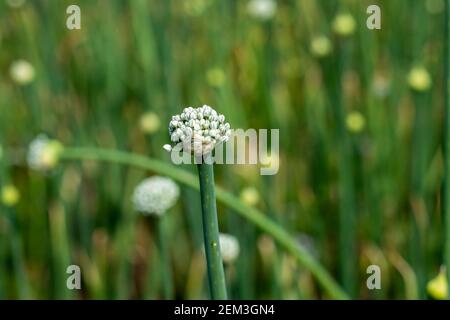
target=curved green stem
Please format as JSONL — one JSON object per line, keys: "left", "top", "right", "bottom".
{"left": 60, "top": 147, "right": 349, "bottom": 299}
{"left": 197, "top": 163, "right": 227, "bottom": 299}
{"left": 444, "top": 0, "right": 450, "bottom": 299}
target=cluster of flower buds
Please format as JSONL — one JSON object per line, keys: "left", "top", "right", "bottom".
{"left": 165, "top": 105, "right": 231, "bottom": 156}
{"left": 27, "top": 134, "right": 63, "bottom": 171}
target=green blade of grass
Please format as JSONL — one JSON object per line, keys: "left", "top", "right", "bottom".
{"left": 444, "top": 0, "right": 450, "bottom": 300}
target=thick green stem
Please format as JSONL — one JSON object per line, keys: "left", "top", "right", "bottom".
{"left": 197, "top": 163, "right": 227, "bottom": 300}
{"left": 444, "top": 0, "right": 450, "bottom": 299}
{"left": 60, "top": 147, "right": 349, "bottom": 299}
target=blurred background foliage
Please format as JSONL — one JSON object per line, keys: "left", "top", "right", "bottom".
{"left": 0, "top": 0, "right": 447, "bottom": 299}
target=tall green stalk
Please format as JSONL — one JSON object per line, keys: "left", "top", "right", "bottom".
{"left": 322, "top": 44, "right": 357, "bottom": 297}
{"left": 60, "top": 147, "right": 349, "bottom": 299}
{"left": 197, "top": 163, "right": 227, "bottom": 300}
{"left": 444, "top": 0, "right": 450, "bottom": 300}
{"left": 8, "top": 209, "right": 31, "bottom": 299}
{"left": 154, "top": 215, "right": 174, "bottom": 299}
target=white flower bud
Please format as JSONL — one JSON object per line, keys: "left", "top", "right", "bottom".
{"left": 171, "top": 132, "right": 179, "bottom": 142}
{"left": 247, "top": 0, "right": 277, "bottom": 20}
{"left": 183, "top": 127, "right": 193, "bottom": 136}
{"left": 210, "top": 121, "right": 218, "bottom": 129}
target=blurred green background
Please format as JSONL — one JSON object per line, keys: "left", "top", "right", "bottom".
{"left": 0, "top": 0, "right": 447, "bottom": 299}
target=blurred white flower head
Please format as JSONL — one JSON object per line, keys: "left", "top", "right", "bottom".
{"left": 206, "top": 68, "right": 226, "bottom": 88}
{"left": 427, "top": 266, "right": 447, "bottom": 300}
{"left": 296, "top": 233, "right": 318, "bottom": 259}
{"left": 139, "top": 112, "right": 160, "bottom": 134}
{"left": 240, "top": 187, "right": 260, "bottom": 206}
{"left": 27, "top": 134, "right": 63, "bottom": 171}
{"left": 6, "top": 0, "right": 26, "bottom": 8}
{"left": 219, "top": 233, "right": 240, "bottom": 263}
{"left": 408, "top": 66, "right": 432, "bottom": 92}
{"left": 310, "top": 35, "right": 332, "bottom": 58}
{"left": 247, "top": 0, "right": 277, "bottom": 20}
{"left": 346, "top": 111, "right": 365, "bottom": 133}
{"left": 132, "top": 176, "right": 180, "bottom": 216}
{"left": 371, "top": 74, "right": 391, "bottom": 99}
{"left": 167, "top": 105, "right": 231, "bottom": 156}
{"left": 1, "top": 184, "right": 20, "bottom": 207}
{"left": 332, "top": 13, "right": 356, "bottom": 36}
{"left": 10, "top": 59, "right": 35, "bottom": 85}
